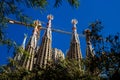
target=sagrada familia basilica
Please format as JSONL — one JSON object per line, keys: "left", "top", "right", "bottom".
{"left": 13, "top": 14, "right": 95, "bottom": 71}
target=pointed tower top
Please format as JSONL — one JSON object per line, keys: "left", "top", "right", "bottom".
{"left": 24, "top": 33, "right": 27, "bottom": 38}
{"left": 28, "top": 20, "right": 42, "bottom": 49}
{"left": 84, "top": 29, "right": 91, "bottom": 42}
{"left": 47, "top": 14, "right": 53, "bottom": 28}
{"left": 34, "top": 20, "right": 39, "bottom": 26}
{"left": 85, "top": 29, "right": 91, "bottom": 33}
{"left": 47, "top": 14, "right": 54, "bottom": 20}
{"left": 71, "top": 19, "right": 78, "bottom": 25}
{"left": 71, "top": 19, "right": 78, "bottom": 32}
{"left": 34, "top": 20, "right": 42, "bottom": 29}
{"left": 33, "top": 20, "right": 42, "bottom": 35}
{"left": 21, "top": 33, "right": 27, "bottom": 49}
{"left": 71, "top": 19, "right": 79, "bottom": 43}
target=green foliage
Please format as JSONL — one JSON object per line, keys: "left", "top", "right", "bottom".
{"left": 54, "top": 0, "right": 80, "bottom": 8}
{"left": 89, "top": 20, "right": 103, "bottom": 48}
{"left": 89, "top": 20, "right": 120, "bottom": 55}
{"left": 84, "top": 20, "right": 120, "bottom": 79}
{"left": 54, "top": 0, "right": 63, "bottom": 7}
{"left": 0, "top": 59, "right": 100, "bottom": 80}
{"left": 67, "top": 0, "right": 80, "bottom": 8}
{"left": 14, "top": 46, "right": 30, "bottom": 59}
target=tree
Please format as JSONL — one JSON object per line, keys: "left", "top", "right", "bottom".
{"left": 84, "top": 20, "right": 120, "bottom": 79}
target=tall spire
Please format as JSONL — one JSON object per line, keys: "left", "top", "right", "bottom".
{"left": 71, "top": 19, "right": 80, "bottom": 43}
{"left": 66, "top": 19, "right": 82, "bottom": 63}
{"left": 36, "top": 14, "right": 53, "bottom": 68}
{"left": 22, "top": 20, "right": 42, "bottom": 70}
{"left": 45, "top": 14, "right": 53, "bottom": 39}
{"left": 14, "top": 34, "right": 27, "bottom": 62}
{"left": 85, "top": 29, "right": 95, "bottom": 58}
{"left": 21, "top": 34, "right": 27, "bottom": 49}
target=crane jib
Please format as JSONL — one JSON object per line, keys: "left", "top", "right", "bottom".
{"left": 7, "top": 18, "right": 85, "bottom": 37}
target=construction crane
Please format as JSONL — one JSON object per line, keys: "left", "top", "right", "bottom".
{"left": 7, "top": 18, "right": 85, "bottom": 37}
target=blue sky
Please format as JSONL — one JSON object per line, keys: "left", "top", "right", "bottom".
{"left": 0, "top": 0, "right": 120, "bottom": 65}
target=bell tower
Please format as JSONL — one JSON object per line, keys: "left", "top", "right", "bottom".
{"left": 36, "top": 14, "right": 53, "bottom": 68}
{"left": 66, "top": 19, "right": 82, "bottom": 64}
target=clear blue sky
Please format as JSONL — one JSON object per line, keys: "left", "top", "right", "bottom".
{"left": 0, "top": 0, "right": 120, "bottom": 65}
